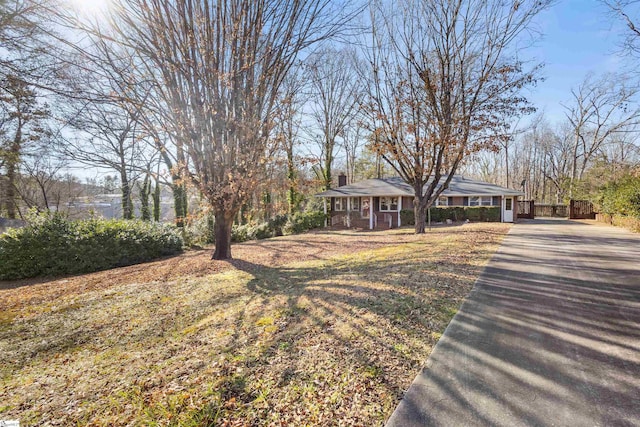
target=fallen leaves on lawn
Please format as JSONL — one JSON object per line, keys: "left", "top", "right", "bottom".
{"left": 0, "top": 223, "right": 510, "bottom": 426}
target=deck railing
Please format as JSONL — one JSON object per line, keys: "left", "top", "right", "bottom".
{"left": 330, "top": 211, "right": 397, "bottom": 229}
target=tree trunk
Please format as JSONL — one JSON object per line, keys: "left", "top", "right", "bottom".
{"left": 505, "top": 143, "right": 510, "bottom": 188}
{"left": 5, "top": 159, "right": 17, "bottom": 219}
{"left": 237, "top": 203, "right": 249, "bottom": 225}
{"left": 0, "top": 176, "right": 7, "bottom": 216}
{"left": 172, "top": 183, "right": 187, "bottom": 227}
{"left": 212, "top": 210, "right": 233, "bottom": 260}
{"left": 287, "top": 185, "right": 297, "bottom": 215}
{"left": 153, "top": 180, "right": 161, "bottom": 221}
{"left": 323, "top": 145, "right": 333, "bottom": 190}
{"left": 5, "top": 124, "right": 22, "bottom": 219}
{"left": 569, "top": 133, "right": 579, "bottom": 199}
{"left": 286, "top": 146, "right": 297, "bottom": 214}
{"left": 180, "top": 186, "right": 188, "bottom": 223}
{"left": 120, "top": 170, "right": 133, "bottom": 219}
{"left": 262, "top": 191, "right": 271, "bottom": 221}
{"left": 140, "top": 174, "right": 151, "bottom": 221}
{"left": 414, "top": 198, "right": 428, "bottom": 234}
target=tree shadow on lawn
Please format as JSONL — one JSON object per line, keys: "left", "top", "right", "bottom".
{"left": 216, "top": 249, "right": 486, "bottom": 419}
{"left": 0, "top": 226, "right": 505, "bottom": 426}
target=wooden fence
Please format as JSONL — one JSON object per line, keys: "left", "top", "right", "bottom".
{"left": 514, "top": 200, "right": 597, "bottom": 219}
{"left": 517, "top": 200, "right": 535, "bottom": 219}
{"left": 535, "top": 204, "right": 568, "bottom": 218}
{"left": 569, "top": 200, "right": 596, "bottom": 219}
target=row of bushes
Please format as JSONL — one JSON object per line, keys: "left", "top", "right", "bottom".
{"left": 231, "top": 214, "right": 288, "bottom": 242}
{"left": 593, "top": 174, "right": 640, "bottom": 232}
{"left": 231, "top": 210, "right": 327, "bottom": 243}
{"left": 400, "top": 206, "right": 501, "bottom": 225}
{"left": 0, "top": 213, "right": 183, "bottom": 280}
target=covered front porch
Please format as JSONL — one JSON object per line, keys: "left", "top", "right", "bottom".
{"left": 323, "top": 196, "right": 409, "bottom": 230}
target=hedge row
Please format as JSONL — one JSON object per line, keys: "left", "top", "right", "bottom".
{"left": 232, "top": 210, "right": 327, "bottom": 243}
{"left": 0, "top": 213, "right": 183, "bottom": 280}
{"left": 597, "top": 174, "right": 640, "bottom": 217}
{"left": 400, "top": 206, "right": 501, "bottom": 225}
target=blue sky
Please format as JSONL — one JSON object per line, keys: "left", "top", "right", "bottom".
{"left": 526, "top": 0, "right": 629, "bottom": 123}
{"left": 66, "top": 0, "right": 633, "bottom": 180}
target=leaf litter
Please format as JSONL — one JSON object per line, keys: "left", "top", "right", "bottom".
{"left": 0, "top": 223, "right": 510, "bottom": 426}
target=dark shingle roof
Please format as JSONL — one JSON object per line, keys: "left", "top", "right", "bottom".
{"left": 315, "top": 177, "right": 412, "bottom": 197}
{"left": 316, "top": 175, "right": 523, "bottom": 198}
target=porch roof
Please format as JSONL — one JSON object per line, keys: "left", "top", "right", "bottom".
{"left": 315, "top": 176, "right": 524, "bottom": 198}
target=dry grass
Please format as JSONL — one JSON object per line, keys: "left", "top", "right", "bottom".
{"left": 594, "top": 214, "right": 640, "bottom": 232}
{"left": 0, "top": 223, "right": 511, "bottom": 426}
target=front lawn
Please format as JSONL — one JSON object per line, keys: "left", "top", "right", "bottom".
{"left": 0, "top": 223, "right": 510, "bottom": 426}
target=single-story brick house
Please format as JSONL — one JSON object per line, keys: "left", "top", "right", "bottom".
{"left": 315, "top": 174, "right": 524, "bottom": 229}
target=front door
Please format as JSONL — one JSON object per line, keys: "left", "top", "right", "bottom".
{"left": 503, "top": 197, "right": 514, "bottom": 222}
{"left": 362, "top": 198, "right": 370, "bottom": 218}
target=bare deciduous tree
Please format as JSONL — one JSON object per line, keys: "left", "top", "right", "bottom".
{"left": 61, "top": 73, "right": 149, "bottom": 220}
{"left": 364, "top": 0, "right": 548, "bottom": 233}
{"left": 14, "top": 144, "right": 68, "bottom": 213}
{"left": 305, "top": 47, "right": 362, "bottom": 190}
{"left": 97, "top": 0, "right": 358, "bottom": 259}
{"left": 563, "top": 73, "right": 640, "bottom": 195}
{"left": 604, "top": 0, "right": 640, "bottom": 58}
{"left": 0, "top": 0, "right": 45, "bottom": 75}
{"left": 274, "top": 69, "right": 305, "bottom": 214}
{"left": 0, "top": 74, "right": 50, "bottom": 218}
{"left": 343, "top": 122, "right": 365, "bottom": 185}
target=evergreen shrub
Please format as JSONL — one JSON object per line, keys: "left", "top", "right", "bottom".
{"left": 283, "top": 210, "right": 327, "bottom": 235}
{"left": 399, "top": 206, "right": 501, "bottom": 225}
{"left": 0, "top": 213, "right": 183, "bottom": 280}
{"left": 597, "top": 175, "right": 640, "bottom": 217}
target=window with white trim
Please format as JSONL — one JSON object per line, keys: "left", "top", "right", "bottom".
{"left": 469, "top": 196, "right": 493, "bottom": 206}
{"left": 334, "top": 197, "right": 345, "bottom": 211}
{"left": 437, "top": 196, "right": 448, "bottom": 206}
{"left": 350, "top": 197, "right": 360, "bottom": 211}
{"left": 379, "top": 196, "right": 399, "bottom": 211}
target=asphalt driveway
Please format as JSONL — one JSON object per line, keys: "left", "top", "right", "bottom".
{"left": 386, "top": 219, "right": 640, "bottom": 427}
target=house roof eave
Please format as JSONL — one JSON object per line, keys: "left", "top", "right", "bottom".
{"left": 314, "top": 176, "right": 524, "bottom": 198}
{"left": 442, "top": 191, "right": 525, "bottom": 197}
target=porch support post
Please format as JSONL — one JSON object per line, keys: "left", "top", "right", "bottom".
{"left": 323, "top": 198, "right": 328, "bottom": 227}
{"left": 398, "top": 196, "right": 402, "bottom": 227}
{"left": 369, "top": 196, "right": 374, "bottom": 230}
{"left": 346, "top": 197, "right": 351, "bottom": 228}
